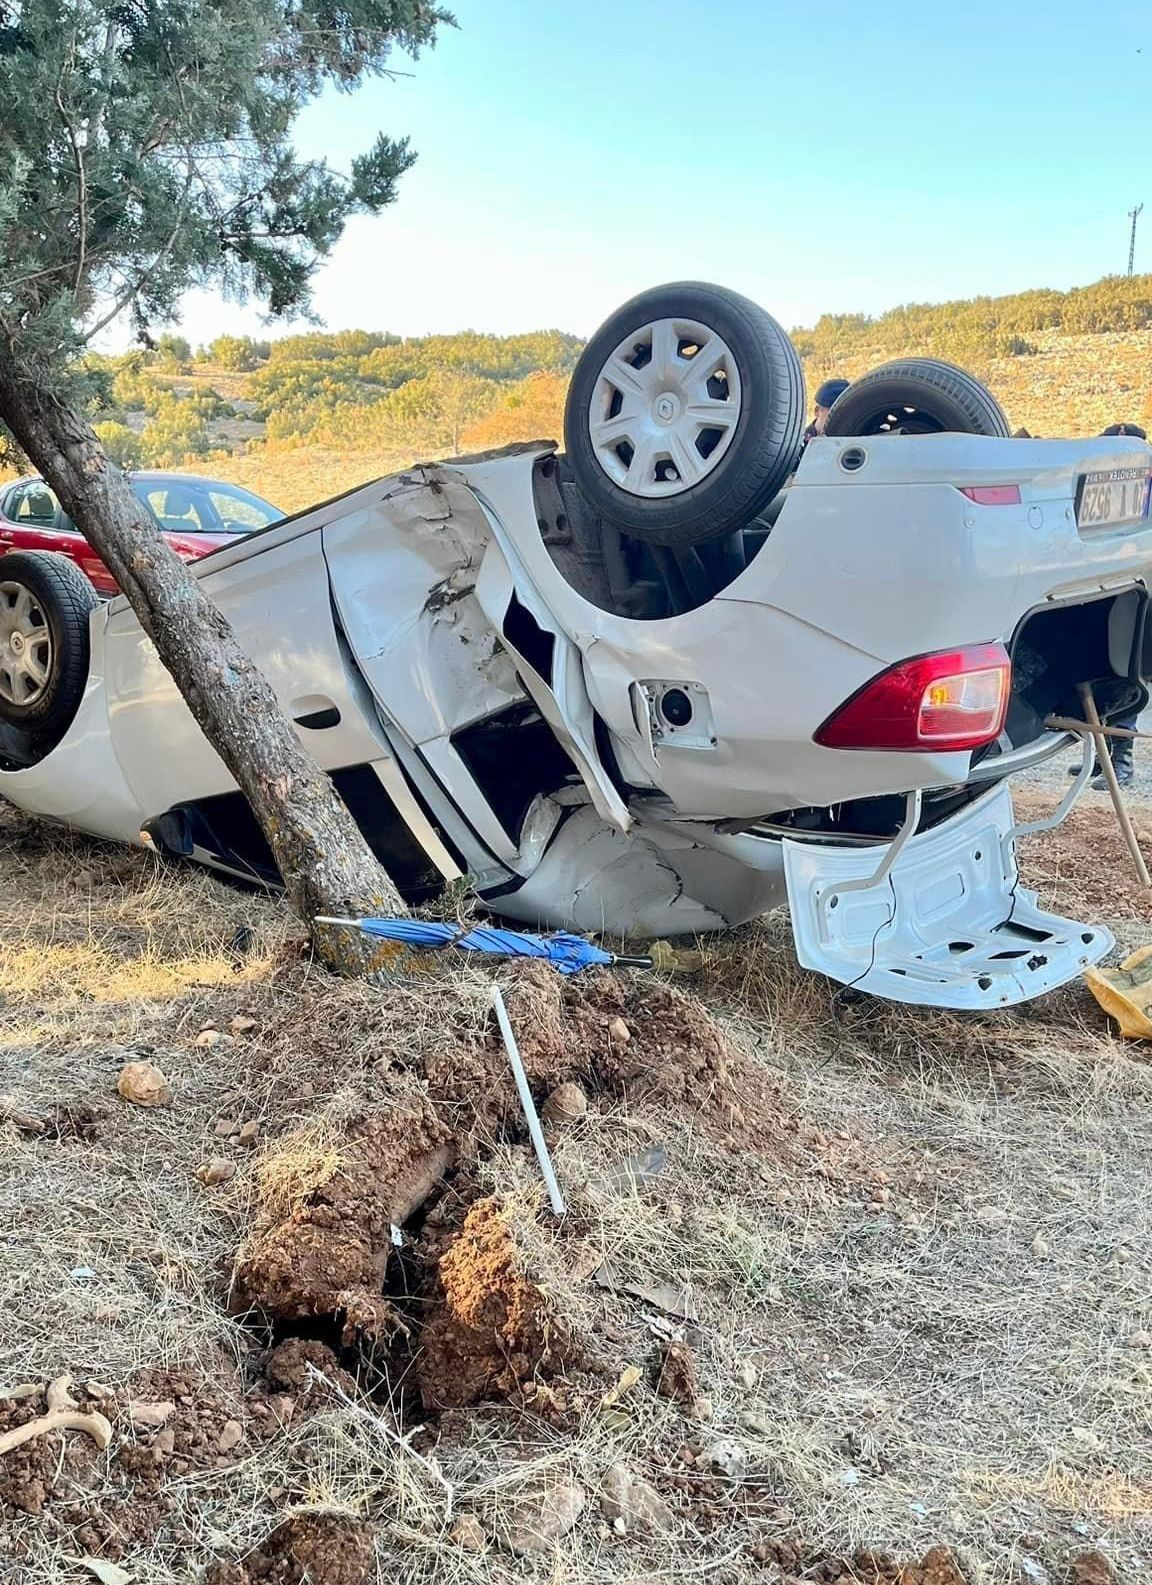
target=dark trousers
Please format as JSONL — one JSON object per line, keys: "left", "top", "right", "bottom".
{"left": 1109, "top": 705, "right": 1140, "bottom": 765}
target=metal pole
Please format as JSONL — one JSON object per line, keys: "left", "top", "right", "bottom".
{"left": 490, "top": 983, "right": 567, "bottom": 1217}
{"left": 1128, "top": 203, "right": 1144, "bottom": 277}
{"left": 1078, "top": 683, "right": 1151, "bottom": 889}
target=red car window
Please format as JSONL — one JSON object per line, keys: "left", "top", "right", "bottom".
{"left": 139, "top": 484, "right": 211, "bottom": 535}
{"left": 10, "top": 484, "right": 57, "bottom": 526}
{"left": 207, "top": 486, "right": 279, "bottom": 533}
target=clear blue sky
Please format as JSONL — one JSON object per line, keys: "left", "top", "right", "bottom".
{"left": 173, "top": 0, "right": 1152, "bottom": 345}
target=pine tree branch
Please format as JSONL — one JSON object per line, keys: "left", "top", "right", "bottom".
{"left": 53, "top": 47, "right": 88, "bottom": 301}
{"left": 81, "top": 181, "right": 192, "bottom": 344}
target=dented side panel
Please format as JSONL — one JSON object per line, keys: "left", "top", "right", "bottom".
{"left": 320, "top": 468, "right": 524, "bottom": 747}
{"left": 102, "top": 519, "right": 389, "bottom": 814}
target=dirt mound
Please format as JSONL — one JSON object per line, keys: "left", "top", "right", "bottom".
{"left": 425, "top": 962, "right": 795, "bottom": 1154}
{"left": 208, "top": 1516, "right": 375, "bottom": 1585}
{"left": 418, "top": 1196, "right": 570, "bottom": 1409}
{"left": 222, "top": 969, "right": 809, "bottom": 1424}
{"left": 233, "top": 1103, "right": 454, "bottom": 1341}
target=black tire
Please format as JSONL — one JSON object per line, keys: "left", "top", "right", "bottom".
{"left": 563, "top": 281, "right": 805, "bottom": 548}
{"left": 0, "top": 551, "right": 97, "bottom": 736}
{"left": 824, "top": 358, "right": 1010, "bottom": 438}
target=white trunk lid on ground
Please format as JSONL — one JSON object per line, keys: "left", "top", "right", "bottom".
{"left": 783, "top": 783, "right": 1113, "bottom": 1008}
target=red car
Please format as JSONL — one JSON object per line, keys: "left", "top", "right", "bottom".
{"left": 0, "top": 470, "right": 283, "bottom": 596}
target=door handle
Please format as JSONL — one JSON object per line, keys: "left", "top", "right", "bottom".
{"left": 294, "top": 708, "right": 341, "bottom": 730}
{"left": 290, "top": 694, "right": 342, "bottom": 730}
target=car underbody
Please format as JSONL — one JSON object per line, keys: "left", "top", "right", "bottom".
{"left": 2, "top": 283, "right": 1151, "bottom": 1010}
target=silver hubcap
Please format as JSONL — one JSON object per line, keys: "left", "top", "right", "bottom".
{"left": 588, "top": 316, "right": 743, "bottom": 498}
{"left": 0, "top": 581, "right": 52, "bottom": 707}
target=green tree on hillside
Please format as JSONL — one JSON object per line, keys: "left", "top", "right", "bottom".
{"left": 155, "top": 333, "right": 192, "bottom": 371}
{"left": 382, "top": 370, "right": 498, "bottom": 454}
{"left": 138, "top": 396, "right": 214, "bottom": 467}
{"left": 208, "top": 335, "right": 264, "bottom": 372}
{"left": 92, "top": 420, "right": 142, "bottom": 469}
{"left": 0, "top": 0, "right": 451, "bottom": 967}
{"left": 793, "top": 275, "right": 1152, "bottom": 371}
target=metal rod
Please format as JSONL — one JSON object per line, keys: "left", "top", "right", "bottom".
{"left": 824, "top": 788, "right": 923, "bottom": 901}
{"left": 1078, "top": 683, "right": 1151, "bottom": 890}
{"left": 1046, "top": 716, "right": 1150, "bottom": 741}
{"left": 1005, "top": 745, "right": 1093, "bottom": 855}
{"left": 490, "top": 983, "right": 567, "bottom": 1217}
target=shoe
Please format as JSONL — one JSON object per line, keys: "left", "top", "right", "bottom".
{"left": 1069, "top": 760, "right": 1101, "bottom": 777}
{"left": 1093, "top": 760, "right": 1134, "bottom": 792}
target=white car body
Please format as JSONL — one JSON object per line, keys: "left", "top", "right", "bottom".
{"left": 2, "top": 432, "right": 1150, "bottom": 1008}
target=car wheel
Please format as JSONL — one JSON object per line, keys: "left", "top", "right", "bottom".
{"left": 563, "top": 281, "right": 805, "bottom": 548}
{"left": 825, "top": 358, "right": 1010, "bottom": 437}
{"left": 0, "top": 551, "right": 97, "bottom": 735}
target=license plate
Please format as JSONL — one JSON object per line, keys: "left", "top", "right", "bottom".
{"left": 1076, "top": 467, "right": 1152, "bottom": 531}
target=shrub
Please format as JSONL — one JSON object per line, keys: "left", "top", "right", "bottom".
{"left": 92, "top": 420, "right": 143, "bottom": 469}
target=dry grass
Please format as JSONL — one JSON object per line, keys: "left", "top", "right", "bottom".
{"left": 208, "top": 446, "right": 410, "bottom": 516}
{"left": 3, "top": 793, "right": 1152, "bottom": 1582}
{"left": 253, "top": 1113, "right": 350, "bottom": 1224}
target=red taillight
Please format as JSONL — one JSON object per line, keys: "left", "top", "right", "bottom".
{"left": 815, "top": 643, "right": 1011, "bottom": 752}
{"left": 959, "top": 485, "right": 1021, "bottom": 506}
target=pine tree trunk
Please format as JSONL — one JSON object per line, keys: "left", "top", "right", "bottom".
{"left": 0, "top": 349, "right": 408, "bottom": 973}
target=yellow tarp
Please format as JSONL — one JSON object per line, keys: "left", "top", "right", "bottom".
{"left": 1084, "top": 945, "right": 1152, "bottom": 1039}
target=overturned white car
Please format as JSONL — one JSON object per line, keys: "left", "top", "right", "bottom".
{"left": 1, "top": 282, "right": 1150, "bottom": 1009}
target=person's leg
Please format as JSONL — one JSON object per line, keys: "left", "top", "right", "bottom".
{"left": 1096, "top": 703, "right": 1140, "bottom": 789}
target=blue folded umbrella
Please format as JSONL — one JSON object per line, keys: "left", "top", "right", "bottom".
{"left": 315, "top": 916, "right": 652, "bottom": 975}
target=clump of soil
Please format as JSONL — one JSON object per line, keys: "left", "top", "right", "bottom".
{"left": 233, "top": 1102, "right": 454, "bottom": 1341}
{"left": 655, "top": 1339, "right": 699, "bottom": 1406}
{"left": 2, "top": 1350, "right": 359, "bottom": 1561}
{"left": 114, "top": 1361, "right": 313, "bottom": 1497}
{"left": 758, "top": 1541, "right": 967, "bottom": 1585}
{"left": 4, "top": 1098, "right": 103, "bottom": 1141}
{"left": 426, "top": 962, "right": 798, "bottom": 1156}
{"left": 418, "top": 1195, "right": 569, "bottom": 1409}
{"left": 42, "top": 1100, "right": 104, "bottom": 1140}
{"left": 208, "top": 1516, "right": 375, "bottom": 1585}
{"left": 264, "top": 1337, "right": 355, "bottom": 1399}
{"left": 1, "top": 1370, "right": 257, "bottom": 1555}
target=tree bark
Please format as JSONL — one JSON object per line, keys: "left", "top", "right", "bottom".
{"left": 0, "top": 346, "right": 408, "bottom": 973}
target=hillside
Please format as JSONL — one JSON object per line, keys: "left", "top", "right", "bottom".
{"left": 795, "top": 275, "right": 1152, "bottom": 443}
{"left": 71, "top": 274, "right": 1152, "bottom": 514}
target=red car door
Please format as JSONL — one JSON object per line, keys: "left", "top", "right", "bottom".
{"left": 0, "top": 480, "right": 118, "bottom": 594}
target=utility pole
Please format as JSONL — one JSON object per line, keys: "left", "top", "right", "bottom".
{"left": 1128, "top": 203, "right": 1144, "bottom": 276}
